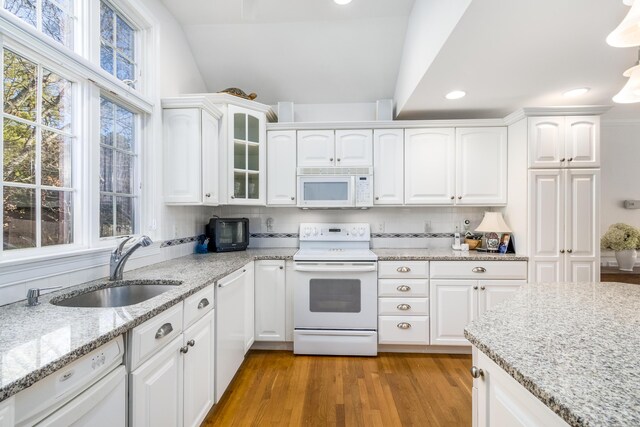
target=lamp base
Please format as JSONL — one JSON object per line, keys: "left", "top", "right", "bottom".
{"left": 484, "top": 232, "right": 500, "bottom": 252}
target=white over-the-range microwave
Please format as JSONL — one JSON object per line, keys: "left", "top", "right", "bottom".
{"left": 297, "top": 167, "right": 373, "bottom": 209}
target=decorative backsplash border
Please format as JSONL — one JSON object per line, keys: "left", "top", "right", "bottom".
{"left": 160, "top": 236, "right": 199, "bottom": 248}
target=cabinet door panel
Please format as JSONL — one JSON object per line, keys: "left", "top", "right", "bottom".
{"left": 373, "top": 129, "right": 403, "bottom": 205}
{"left": 131, "top": 336, "right": 183, "bottom": 427}
{"left": 335, "top": 129, "right": 373, "bottom": 166}
{"left": 478, "top": 281, "right": 526, "bottom": 317}
{"left": 404, "top": 128, "right": 455, "bottom": 204}
{"left": 528, "top": 117, "right": 564, "bottom": 168}
{"left": 297, "top": 130, "right": 335, "bottom": 167}
{"left": 163, "top": 109, "right": 202, "bottom": 204}
{"left": 244, "top": 262, "right": 255, "bottom": 354}
{"left": 255, "top": 260, "right": 286, "bottom": 341}
{"left": 183, "top": 311, "right": 215, "bottom": 427}
{"left": 456, "top": 127, "right": 507, "bottom": 205}
{"left": 202, "top": 110, "right": 219, "bottom": 206}
{"left": 528, "top": 170, "right": 564, "bottom": 282}
{"left": 565, "top": 116, "right": 599, "bottom": 167}
{"left": 267, "top": 131, "right": 297, "bottom": 205}
{"left": 430, "top": 280, "right": 476, "bottom": 346}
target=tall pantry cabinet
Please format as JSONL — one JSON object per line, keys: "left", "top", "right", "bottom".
{"left": 524, "top": 113, "right": 601, "bottom": 283}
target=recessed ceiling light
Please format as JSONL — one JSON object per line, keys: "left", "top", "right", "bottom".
{"left": 445, "top": 90, "right": 466, "bottom": 100}
{"left": 334, "top": 0, "right": 352, "bottom": 5}
{"left": 562, "top": 87, "right": 590, "bottom": 97}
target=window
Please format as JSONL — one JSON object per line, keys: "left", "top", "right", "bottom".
{"left": 3, "top": 0, "right": 76, "bottom": 49}
{"left": 99, "top": 1, "right": 136, "bottom": 87}
{"left": 2, "top": 48, "right": 74, "bottom": 250}
{"left": 99, "top": 96, "right": 137, "bottom": 238}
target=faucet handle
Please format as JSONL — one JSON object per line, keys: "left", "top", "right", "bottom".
{"left": 115, "top": 236, "right": 134, "bottom": 255}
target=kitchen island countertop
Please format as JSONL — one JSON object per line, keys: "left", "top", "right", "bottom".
{"left": 465, "top": 281, "right": 640, "bottom": 427}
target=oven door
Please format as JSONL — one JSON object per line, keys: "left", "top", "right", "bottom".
{"left": 293, "top": 261, "right": 377, "bottom": 330}
{"left": 297, "top": 176, "right": 355, "bottom": 208}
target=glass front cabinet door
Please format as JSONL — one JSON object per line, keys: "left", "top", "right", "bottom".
{"left": 227, "top": 105, "right": 266, "bottom": 205}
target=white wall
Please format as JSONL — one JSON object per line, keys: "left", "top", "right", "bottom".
{"left": 600, "top": 120, "right": 640, "bottom": 265}
{"left": 276, "top": 103, "right": 378, "bottom": 122}
{"left": 393, "top": 0, "right": 472, "bottom": 115}
{"left": 501, "top": 118, "right": 528, "bottom": 255}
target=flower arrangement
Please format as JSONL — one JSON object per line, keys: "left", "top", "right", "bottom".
{"left": 601, "top": 223, "right": 640, "bottom": 251}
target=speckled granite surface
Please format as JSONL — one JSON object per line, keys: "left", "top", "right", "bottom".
{"left": 0, "top": 248, "right": 295, "bottom": 402}
{"left": 465, "top": 282, "right": 640, "bottom": 427}
{"left": 373, "top": 248, "right": 528, "bottom": 261}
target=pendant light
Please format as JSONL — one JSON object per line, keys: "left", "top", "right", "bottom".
{"left": 613, "top": 48, "right": 640, "bottom": 103}
{"left": 607, "top": 0, "right": 640, "bottom": 47}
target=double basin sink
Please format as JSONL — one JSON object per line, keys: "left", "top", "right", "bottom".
{"left": 51, "top": 280, "right": 183, "bottom": 308}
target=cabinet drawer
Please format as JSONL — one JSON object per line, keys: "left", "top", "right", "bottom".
{"left": 430, "top": 261, "right": 527, "bottom": 279}
{"left": 184, "top": 285, "right": 214, "bottom": 329}
{"left": 378, "top": 279, "right": 428, "bottom": 297}
{"left": 378, "top": 316, "right": 429, "bottom": 345}
{"left": 378, "top": 261, "right": 429, "bottom": 279}
{"left": 129, "top": 303, "right": 183, "bottom": 370}
{"left": 379, "top": 297, "right": 429, "bottom": 316}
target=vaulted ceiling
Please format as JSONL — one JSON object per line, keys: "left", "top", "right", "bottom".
{"left": 162, "top": 0, "right": 640, "bottom": 119}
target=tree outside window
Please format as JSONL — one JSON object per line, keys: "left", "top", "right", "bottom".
{"left": 4, "top": 0, "right": 75, "bottom": 49}
{"left": 2, "top": 48, "right": 74, "bottom": 250}
{"left": 99, "top": 1, "right": 136, "bottom": 87}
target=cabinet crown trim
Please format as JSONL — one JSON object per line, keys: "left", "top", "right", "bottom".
{"left": 161, "top": 96, "right": 223, "bottom": 119}
{"left": 504, "top": 106, "right": 611, "bottom": 125}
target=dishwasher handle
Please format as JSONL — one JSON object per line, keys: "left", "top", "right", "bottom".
{"left": 294, "top": 263, "right": 377, "bottom": 273}
{"left": 217, "top": 269, "right": 246, "bottom": 288}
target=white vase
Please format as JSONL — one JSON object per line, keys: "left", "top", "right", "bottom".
{"left": 615, "top": 249, "right": 637, "bottom": 271}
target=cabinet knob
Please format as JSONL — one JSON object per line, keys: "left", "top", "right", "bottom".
{"left": 396, "top": 285, "right": 411, "bottom": 292}
{"left": 397, "top": 322, "right": 412, "bottom": 330}
{"left": 291, "top": 196, "right": 295, "bottom": 200}
{"left": 470, "top": 366, "right": 484, "bottom": 379}
{"left": 231, "top": 195, "right": 235, "bottom": 199}
{"left": 450, "top": 196, "right": 455, "bottom": 200}
{"left": 279, "top": 266, "right": 284, "bottom": 270}
{"left": 560, "top": 158, "right": 565, "bottom": 162}
{"left": 397, "top": 266, "right": 411, "bottom": 273}
{"left": 480, "top": 286, "right": 486, "bottom": 291}
{"left": 205, "top": 193, "right": 211, "bottom": 198}
{"left": 560, "top": 249, "right": 565, "bottom": 253}
{"left": 337, "top": 158, "right": 341, "bottom": 162}
{"left": 458, "top": 196, "right": 462, "bottom": 199}
{"left": 375, "top": 196, "right": 380, "bottom": 200}
{"left": 180, "top": 345, "right": 189, "bottom": 354}
{"left": 397, "top": 303, "right": 411, "bottom": 311}
{"left": 568, "top": 158, "right": 573, "bottom": 162}
{"left": 472, "top": 267, "right": 486, "bottom": 273}
{"left": 187, "top": 339, "right": 195, "bottom": 347}
{"left": 330, "top": 158, "right": 334, "bottom": 162}
{"left": 567, "top": 249, "right": 573, "bottom": 253}
{"left": 473, "top": 285, "right": 479, "bottom": 290}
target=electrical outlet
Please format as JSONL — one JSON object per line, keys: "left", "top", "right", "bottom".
{"left": 173, "top": 225, "right": 178, "bottom": 238}
{"left": 378, "top": 223, "right": 385, "bottom": 232}
{"left": 424, "top": 221, "right": 431, "bottom": 233}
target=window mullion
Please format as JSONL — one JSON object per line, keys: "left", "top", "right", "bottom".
{"left": 35, "top": 63, "right": 43, "bottom": 248}
{"left": 0, "top": 43, "right": 4, "bottom": 255}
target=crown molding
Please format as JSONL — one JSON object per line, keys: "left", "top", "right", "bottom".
{"left": 503, "top": 106, "right": 612, "bottom": 125}
{"left": 187, "top": 93, "right": 278, "bottom": 122}
{"left": 267, "top": 118, "right": 505, "bottom": 131}
{"left": 161, "top": 96, "right": 223, "bottom": 119}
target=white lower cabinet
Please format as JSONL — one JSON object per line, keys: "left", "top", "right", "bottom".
{"left": 130, "top": 286, "right": 216, "bottom": 427}
{"left": 244, "top": 262, "right": 255, "bottom": 353}
{"left": 430, "top": 261, "right": 527, "bottom": 346}
{"left": 473, "top": 347, "right": 569, "bottom": 426}
{"left": 255, "top": 260, "right": 286, "bottom": 341}
{"left": 0, "top": 398, "right": 14, "bottom": 427}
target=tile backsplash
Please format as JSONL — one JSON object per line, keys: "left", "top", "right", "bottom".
{"left": 214, "top": 206, "right": 493, "bottom": 249}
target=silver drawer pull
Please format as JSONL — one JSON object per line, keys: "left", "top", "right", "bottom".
{"left": 197, "top": 298, "right": 210, "bottom": 309}
{"left": 472, "top": 267, "right": 487, "bottom": 273}
{"left": 397, "top": 304, "right": 411, "bottom": 311}
{"left": 396, "top": 285, "right": 411, "bottom": 292}
{"left": 60, "top": 371, "right": 74, "bottom": 382}
{"left": 397, "top": 322, "right": 412, "bottom": 329}
{"left": 155, "top": 323, "right": 174, "bottom": 339}
{"left": 397, "top": 266, "right": 411, "bottom": 273}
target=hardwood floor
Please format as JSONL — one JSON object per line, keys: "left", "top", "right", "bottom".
{"left": 203, "top": 351, "right": 472, "bottom": 426}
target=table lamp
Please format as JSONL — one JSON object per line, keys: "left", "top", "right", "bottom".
{"left": 475, "top": 212, "right": 512, "bottom": 252}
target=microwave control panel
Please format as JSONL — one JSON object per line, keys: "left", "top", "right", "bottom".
{"left": 355, "top": 175, "right": 373, "bottom": 207}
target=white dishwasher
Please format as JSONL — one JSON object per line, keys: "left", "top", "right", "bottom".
{"left": 14, "top": 336, "right": 126, "bottom": 427}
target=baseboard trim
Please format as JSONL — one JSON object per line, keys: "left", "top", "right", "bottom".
{"left": 249, "top": 341, "right": 471, "bottom": 355}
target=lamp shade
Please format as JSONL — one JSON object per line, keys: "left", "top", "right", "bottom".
{"left": 613, "top": 63, "right": 640, "bottom": 103}
{"left": 607, "top": 1, "right": 640, "bottom": 47}
{"left": 475, "top": 212, "right": 512, "bottom": 233}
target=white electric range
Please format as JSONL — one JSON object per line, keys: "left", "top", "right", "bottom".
{"left": 293, "top": 223, "right": 378, "bottom": 356}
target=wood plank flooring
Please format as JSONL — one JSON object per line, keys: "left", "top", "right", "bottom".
{"left": 203, "top": 351, "right": 472, "bottom": 426}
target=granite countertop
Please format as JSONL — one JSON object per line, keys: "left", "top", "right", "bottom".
{"left": 373, "top": 248, "right": 528, "bottom": 261}
{"left": 0, "top": 248, "right": 295, "bottom": 402}
{"left": 464, "top": 282, "right": 640, "bottom": 427}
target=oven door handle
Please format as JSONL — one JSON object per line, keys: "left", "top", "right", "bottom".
{"left": 293, "top": 263, "right": 377, "bottom": 273}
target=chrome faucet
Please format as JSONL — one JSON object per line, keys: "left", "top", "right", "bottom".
{"left": 26, "top": 286, "right": 62, "bottom": 306}
{"left": 110, "top": 235, "right": 153, "bottom": 281}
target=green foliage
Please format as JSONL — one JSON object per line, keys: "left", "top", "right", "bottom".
{"left": 601, "top": 223, "right": 640, "bottom": 251}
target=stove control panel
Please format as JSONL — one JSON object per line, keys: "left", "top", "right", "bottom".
{"left": 299, "top": 223, "right": 371, "bottom": 241}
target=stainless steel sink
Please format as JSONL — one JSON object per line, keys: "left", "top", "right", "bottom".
{"left": 51, "top": 280, "right": 182, "bottom": 308}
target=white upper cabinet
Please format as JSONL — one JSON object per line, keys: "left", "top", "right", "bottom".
{"left": 297, "top": 130, "right": 335, "bottom": 167}
{"left": 227, "top": 105, "right": 266, "bottom": 205}
{"left": 163, "top": 105, "right": 221, "bottom": 206}
{"left": 267, "top": 130, "right": 297, "bottom": 205}
{"left": 335, "top": 129, "right": 373, "bottom": 166}
{"left": 373, "top": 129, "right": 404, "bottom": 205}
{"left": 529, "top": 116, "right": 599, "bottom": 168}
{"left": 404, "top": 128, "right": 455, "bottom": 205}
{"left": 456, "top": 127, "right": 507, "bottom": 205}
{"left": 298, "top": 130, "right": 372, "bottom": 167}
